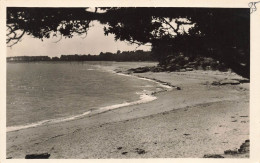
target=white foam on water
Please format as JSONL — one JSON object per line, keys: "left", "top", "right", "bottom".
{"left": 7, "top": 111, "right": 92, "bottom": 132}
{"left": 116, "top": 72, "right": 173, "bottom": 90}
{"left": 92, "top": 93, "right": 157, "bottom": 114}
{"left": 7, "top": 92, "right": 157, "bottom": 132}
{"left": 92, "top": 65, "right": 172, "bottom": 90}
{"left": 7, "top": 67, "right": 169, "bottom": 133}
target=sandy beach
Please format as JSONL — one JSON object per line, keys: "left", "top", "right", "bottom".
{"left": 6, "top": 62, "right": 249, "bottom": 158}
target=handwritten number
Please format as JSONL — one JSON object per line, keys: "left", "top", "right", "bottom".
{"left": 249, "top": 1, "right": 260, "bottom": 14}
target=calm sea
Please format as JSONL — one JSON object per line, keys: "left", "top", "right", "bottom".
{"left": 7, "top": 62, "right": 161, "bottom": 131}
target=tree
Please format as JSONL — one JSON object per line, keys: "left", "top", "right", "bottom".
{"left": 6, "top": 7, "right": 250, "bottom": 79}
{"left": 6, "top": 8, "right": 98, "bottom": 47}
{"left": 102, "top": 8, "right": 250, "bottom": 78}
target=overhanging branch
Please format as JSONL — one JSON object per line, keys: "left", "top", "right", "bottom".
{"left": 7, "top": 30, "right": 26, "bottom": 47}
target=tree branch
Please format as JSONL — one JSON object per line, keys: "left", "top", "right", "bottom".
{"left": 7, "top": 30, "right": 26, "bottom": 47}
{"left": 160, "top": 17, "right": 179, "bottom": 35}
{"left": 53, "top": 34, "right": 63, "bottom": 43}
{"left": 160, "top": 17, "right": 193, "bottom": 36}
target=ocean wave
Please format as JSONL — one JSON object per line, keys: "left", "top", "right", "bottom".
{"left": 7, "top": 65, "right": 171, "bottom": 133}
{"left": 115, "top": 72, "right": 172, "bottom": 90}
{"left": 7, "top": 92, "right": 156, "bottom": 132}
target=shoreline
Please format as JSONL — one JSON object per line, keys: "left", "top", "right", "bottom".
{"left": 7, "top": 64, "right": 174, "bottom": 133}
{"left": 7, "top": 62, "right": 249, "bottom": 158}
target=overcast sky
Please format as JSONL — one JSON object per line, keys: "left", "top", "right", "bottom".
{"left": 7, "top": 21, "right": 151, "bottom": 57}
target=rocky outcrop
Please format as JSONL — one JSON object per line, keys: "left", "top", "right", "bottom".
{"left": 238, "top": 139, "right": 250, "bottom": 153}
{"left": 203, "top": 154, "right": 224, "bottom": 158}
{"left": 128, "top": 67, "right": 151, "bottom": 73}
{"left": 25, "top": 153, "right": 51, "bottom": 159}
{"left": 212, "top": 80, "right": 240, "bottom": 86}
{"left": 127, "top": 55, "right": 229, "bottom": 74}
{"left": 211, "top": 78, "right": 249, "bottom": 86}
{"left": 203, "top": 140, "right": 249, "bottom": 158}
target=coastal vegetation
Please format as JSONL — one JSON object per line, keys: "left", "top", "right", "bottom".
{"left": 7, "top": 51, "right": 229, "bottom": 72}
{"left": 7, "top": 8, "right": 249, "bottom": 78}
{"left": 7, "top": 50, "right": 155, "bottom": 62}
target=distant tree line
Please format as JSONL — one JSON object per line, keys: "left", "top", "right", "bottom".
{"left": 59, "top": 50, "right": 155, "bottom": 61}
{"left": 7, "top": 56, "right": 51, "bottom": 62}
{"left": 7, "top": 50, "right": 156, "bottom": 62}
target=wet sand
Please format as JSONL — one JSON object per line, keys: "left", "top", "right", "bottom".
{"left": 6, "top": 62, "right": 249, "bottom": 158}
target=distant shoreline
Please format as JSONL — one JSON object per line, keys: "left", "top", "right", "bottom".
{"left": 6, "top": 60, "right": 156, "bottom": 63}
{"left": 7, "top": 50, "right": 156, "bottom": 63}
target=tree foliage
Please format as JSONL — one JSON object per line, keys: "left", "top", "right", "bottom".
{"left": 7, "top": 8, "right": 96, "bottom": 46}
{"left": 6, "top": 7, "right": 250, "bottom": 79}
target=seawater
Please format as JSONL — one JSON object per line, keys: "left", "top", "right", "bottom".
{"left": 7, "top": 62, "right": 165, "bottom": 132}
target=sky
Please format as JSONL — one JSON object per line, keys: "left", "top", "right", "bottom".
{"left": 7, "top": 21, "right": 151, "bottom": 57}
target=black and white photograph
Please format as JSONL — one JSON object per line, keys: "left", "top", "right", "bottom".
{"left": 1, "top": 1, "right": 260, "bottom": 161}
